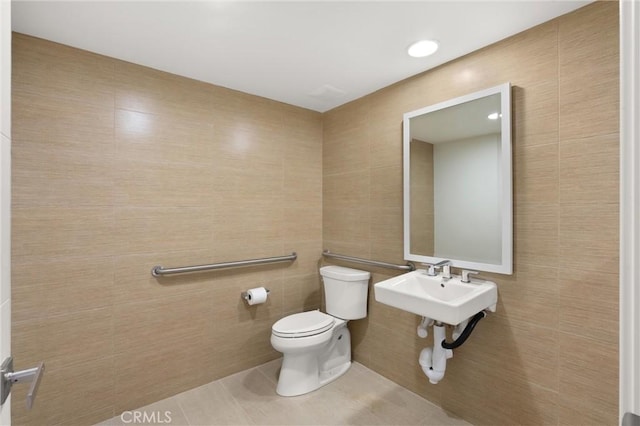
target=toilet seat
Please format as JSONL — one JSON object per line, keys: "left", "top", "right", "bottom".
{"left": 272, "top": 311, "right": 335, "bottom": 338}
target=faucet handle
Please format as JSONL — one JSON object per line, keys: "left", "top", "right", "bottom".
{"left": 424, "top": 260, "right": 451, "bottom": 276}
{"left": 422, "top": 263, "right": 438, "bottom": 276}
{"left": 461, "top": 270, "right": 479, "bottom": 283}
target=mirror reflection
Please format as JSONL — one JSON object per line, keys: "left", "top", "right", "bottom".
{"left": 404, "top": 84, "right": 512, "bottom": 274}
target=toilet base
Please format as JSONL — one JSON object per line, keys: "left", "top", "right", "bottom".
{"left": 276, "top": 356, "right": 351, "bottom": 397}
{"left": 318, "top": 359, "right": 351, "bottom": 387}
{"left": 276, "top": 324, "right": 351, "bottom": 397}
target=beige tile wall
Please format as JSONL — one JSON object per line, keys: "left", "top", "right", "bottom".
{"left": 11, "top": 33, "right": 323, "bottom": 425}
{"left": 323, "top": 2, "right": 619, "bottom": 425}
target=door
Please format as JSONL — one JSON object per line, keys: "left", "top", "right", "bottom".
{"left": 0, "top": 0, "right": 12, "bottom": 423}
{"left": 620, "top": 0, "right": 640, "bottom": 424}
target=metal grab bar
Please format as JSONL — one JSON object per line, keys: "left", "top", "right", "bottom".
{"left": 322, "top": 250, "right": 415, "bottom": 271}
{"left": 151, "top": 252, "right": 297, "bottom": 277}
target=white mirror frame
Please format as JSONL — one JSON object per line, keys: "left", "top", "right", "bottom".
{"left": 403, "top": 82, "right": 513, "bottom": 274}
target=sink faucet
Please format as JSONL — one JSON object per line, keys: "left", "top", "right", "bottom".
{"left": 461, "top": 270, "right": 479, "bottom": 283}
{"left": 427, "top": 260, "right": 452, "bottom": 278}
{"left": 442, "top": 264, "right": 452, "bottom": 280}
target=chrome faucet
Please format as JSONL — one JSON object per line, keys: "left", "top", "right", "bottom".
{"left": 426, "top": 260, "right": 452, "bottom": 278}
{"left": 442, "top": 264, "right": 452, "bottom": 280}
{"left": 461, "top": 270, "right": 479, "bottom": 283}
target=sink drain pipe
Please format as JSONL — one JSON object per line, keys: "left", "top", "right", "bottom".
{"left": 418, "top": 311, "right": 487, "bottom": 384}
{"left": 419, "top": 324, "right": 452, "bottom": 384}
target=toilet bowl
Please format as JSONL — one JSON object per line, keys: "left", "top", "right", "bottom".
{"left": 270, "top": 266, "right": 370, "bottom": 396}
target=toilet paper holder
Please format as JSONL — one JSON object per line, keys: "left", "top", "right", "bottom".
{"left": 241, "top": 288, "right": 270, "bottom": 302}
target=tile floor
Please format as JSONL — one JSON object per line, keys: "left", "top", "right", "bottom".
{"left": 97, "top": 359, "right": 470, "bottom": 426}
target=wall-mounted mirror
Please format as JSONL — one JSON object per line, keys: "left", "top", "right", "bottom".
{"left": 403, "top": 83, "right": 512, "bottom": 274}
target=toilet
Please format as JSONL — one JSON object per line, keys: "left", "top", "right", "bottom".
{"left": 270, "top": 265, "right": 370, "bottom": 396}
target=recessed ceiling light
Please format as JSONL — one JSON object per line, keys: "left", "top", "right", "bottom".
{"left": 407, "top": 40, "right": 439, "bottom": 58}
{"left": 487, "top": 112, "right": 502, "bottom": 120}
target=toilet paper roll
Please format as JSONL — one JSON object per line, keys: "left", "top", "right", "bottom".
{"left": 246, "top": 287, "right": 268, "bottom": 305}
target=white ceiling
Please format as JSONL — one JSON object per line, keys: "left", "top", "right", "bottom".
{"left": 11, "top": 1, "right": 592, "bottom": 112}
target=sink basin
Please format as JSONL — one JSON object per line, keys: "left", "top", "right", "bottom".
{"left": 374, "top": 270, "right": 497, "bottom": 325}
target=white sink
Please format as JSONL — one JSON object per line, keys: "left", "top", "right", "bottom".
{"left": 374, "top": 270, "right": 497, "bottom": 325}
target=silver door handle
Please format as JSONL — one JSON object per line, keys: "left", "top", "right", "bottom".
{"left": 0, "top": 357, "right": 45, "bottom": 410}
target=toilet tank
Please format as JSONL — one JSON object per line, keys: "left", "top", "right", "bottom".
{"left": 320, "top": 266, "right": 370, "bottom": 320}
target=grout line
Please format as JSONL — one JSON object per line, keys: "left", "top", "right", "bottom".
{"left": 254, "top": 359, "right": 281, "bottom": 386}
{"left": 218, "top": 374, "right": 259, "bottom": 426}
{"left": 174, "top": 396, "right": 192, "bottom": 426}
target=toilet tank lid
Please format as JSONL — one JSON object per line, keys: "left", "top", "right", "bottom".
{"left": 320, "top": 265, "right": 370, "bottom": 281}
